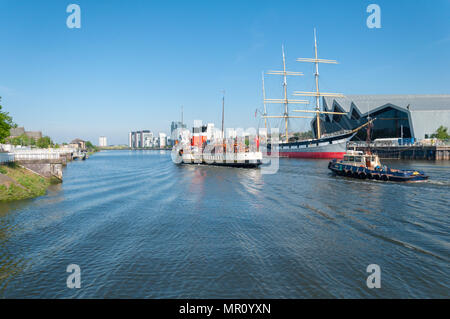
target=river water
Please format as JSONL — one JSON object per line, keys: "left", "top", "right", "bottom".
{"left": 0, "top": 150, "right": 448, "bottom": 298}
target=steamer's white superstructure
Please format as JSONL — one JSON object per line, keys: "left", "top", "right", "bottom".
{"left": 174, "top": 95, "right": 263, "bottom": 168}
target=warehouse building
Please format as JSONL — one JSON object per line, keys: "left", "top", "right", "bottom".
{"left": 314, "top": 95, "right": 450, "bottom": 141}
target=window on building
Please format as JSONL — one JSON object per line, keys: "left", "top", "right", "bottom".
{"left": 354, "top": 106, "right": 412, "bottom": 141}
{"left": 351, "top": 109, "right": 361, "bottom": 120}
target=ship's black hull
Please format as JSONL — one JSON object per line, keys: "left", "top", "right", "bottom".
{"left": 328, "top": 160, "right": 429, "bottom": 182}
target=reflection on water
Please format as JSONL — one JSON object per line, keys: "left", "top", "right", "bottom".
{"left": 0, "top": 151, "right": 449, "bottom": 298}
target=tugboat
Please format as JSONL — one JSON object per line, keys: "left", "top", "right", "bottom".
{"left": 328, "top": 150, "right": 428, "bottom": 182}
{"left": 328, "top": 117, "right": 428, "bottom": 182}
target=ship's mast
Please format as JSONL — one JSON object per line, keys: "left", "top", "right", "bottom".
{"left": 262, "top": 72, "right": 267, "bottom": 130}
{"left": 221, "top": 91, "right": 225, "bottom": 142}
{"left": 294, "top": 29, "right": 346, "bottom": 139}
{"left": 263, "top": 46, "right": 312, "bottom": 143}
{"left": 181, "top": 105, "right": 184, "bottom": 126}
{"left": 366, "top": 107, "right": 372, "bottom": 155}
{"left": 282, "top": 46, "right": 289, "bottom": 140}
{"left": 313, "top": 29, "right": 321, "bottom": 137}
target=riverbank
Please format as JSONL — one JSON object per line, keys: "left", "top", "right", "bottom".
{"left": 0, "top": 163, "right": 57, "bottom": 202}
{"left": 99, "top": 146, "right": 172, "bottom": 151}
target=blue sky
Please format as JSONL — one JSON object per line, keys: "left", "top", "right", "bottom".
{"left": 0, "top": 0, "right": 449, "bottom": 145}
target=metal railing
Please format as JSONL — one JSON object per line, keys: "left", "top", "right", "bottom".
{"left": 12, "top": 150, "right": 61, "bottom": 160}
{"left": 0, "top": 146, "right": 85, "bottom": 163}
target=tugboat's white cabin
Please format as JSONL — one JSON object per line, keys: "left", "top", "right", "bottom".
{"left": 341, "top": 150, "right": 381, "bottom": 169}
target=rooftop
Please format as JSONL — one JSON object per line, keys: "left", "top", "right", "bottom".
{"left": 324, "top": 95, "right": 450, "bottom": 113}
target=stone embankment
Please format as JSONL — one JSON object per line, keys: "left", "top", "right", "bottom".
{"left": 0, "top": 148, "right": 89, "bottom": 201}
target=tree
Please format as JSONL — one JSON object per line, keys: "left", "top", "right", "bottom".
{"left": 85, "top": 141, "right": 99, "bottom": 152}
{"left": 0, "top": 97, "right": 16, "bottom": 143}
{"left": 431, "top": 126, "right": 449, "bottom": 140}
{"left": 85, "top": 141, "right": 94, "bottom": 149}
{"left": 36, "top": 136, "right": 53, "bottom": 149}
{"left": 7, "top": 134, "right": 35, "bottom": 146}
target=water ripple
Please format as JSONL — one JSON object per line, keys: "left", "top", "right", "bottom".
{"left": 0, "top": 152, "right": 449, "bottom": 298}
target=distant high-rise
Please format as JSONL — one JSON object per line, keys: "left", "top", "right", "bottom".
{"left": 171, "top": 121, "right": 186, "bottom": 134}
{"left": 99, "top": 136, "right": 108, "bottom": 147}
{"left": 171, "top": 121, "right": 187, "bottom": 141}
{"left": 129, "top": 130, "right": 154, "bottom": 148}
{"left": 158, "top": 133, "right": 167, "bottom": 147}
{"left": 142, "top": 130, "right": 154, "bottom": 147}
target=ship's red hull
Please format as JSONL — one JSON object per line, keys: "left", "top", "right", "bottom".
{"left": 279, "top": 151, "right": 346, "bottom": 159}
{"left": 267, "top": 131, "right": 355, "bottom": 160}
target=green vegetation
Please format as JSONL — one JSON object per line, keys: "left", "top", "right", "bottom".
{"left": 36, "top": 136, "right": 53, "bottom": 148}
{"left": 0, "top": 97, "right": 16, "bottom": 143}
{"left": 85, "top": 140, "right": 95, "bottom": 150}
{"left": 431, "top": 126, "right": 449, "bottom": 140}
{"left": 85, "top": 141, "right": 100, "bottom": 155}
{"left": 100, "top": 145, "right": 129, "bottom": 150}
{"left": 7, "top": 134, "right": 54, "bottom": 148}
{"left": 7, "top": 134, "right": 36, "bottom": 146}
{"left": 0, "top": 163, "right": 51, "bottom": 202}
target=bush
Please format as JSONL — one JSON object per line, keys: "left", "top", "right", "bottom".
{"left": 0, "top": 97, "right": 16, "bottom": 143}
{"left": 7, "top": 134, "right": 35, "bottom": 146}
{"left": 431, "top": 126, "right": 449, "bottom": 140}
{"left": 36, "top": 136, "right": 53, "bottom": 148}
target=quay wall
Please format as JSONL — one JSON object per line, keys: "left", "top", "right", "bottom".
{"left": 17, "top": 159, "right": 63, "bottom": 181}
{"left": 354, "top": 145, "right": 450, "bottom": 160}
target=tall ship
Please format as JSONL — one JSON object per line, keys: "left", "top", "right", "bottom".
{"left": 264, "top": 30, "right": 370, "bottom": 159}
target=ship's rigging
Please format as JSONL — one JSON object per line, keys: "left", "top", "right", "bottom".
{"left": 263, "top": 29, "right": 348, "bottom": 142}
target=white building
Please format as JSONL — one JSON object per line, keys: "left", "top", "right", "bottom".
{"left": 158, "top": 133, "right": 167, "bottom": 147}
{"left": 99, "top": 136, "right": 108, "bottom": 147}
{"left": 142, "top": 131, "right": 154, "bottom": 148}
{"left": 129, "top": 130, "right": 153, "bottom": 148}
{"left": 128, "top": 132, "right": 132, "bottom": 148}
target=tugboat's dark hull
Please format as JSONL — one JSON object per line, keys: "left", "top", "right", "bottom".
{"left": 328, "top": 160, "right": 428, "bottom": 182}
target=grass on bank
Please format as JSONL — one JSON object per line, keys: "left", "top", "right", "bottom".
{"left": 0, "top": 163, "right": 50, "bottom": 202}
